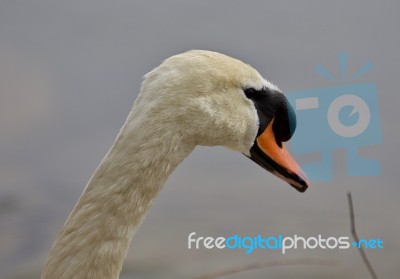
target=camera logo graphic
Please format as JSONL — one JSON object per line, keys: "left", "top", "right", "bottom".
{"left": 286, "top": 53, "right": 382, "bottom": 181}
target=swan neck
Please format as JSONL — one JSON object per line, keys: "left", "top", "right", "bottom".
{"left": 41, "top": 117, "right": 193, "bottom": 279}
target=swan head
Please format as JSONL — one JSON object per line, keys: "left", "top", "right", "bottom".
{"left": 137, "top": 50, "right": 309, "bottom": 192}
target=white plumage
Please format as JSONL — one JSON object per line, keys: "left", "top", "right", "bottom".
{"left": 41, "top": 50, "right": 306, "bottom": 279}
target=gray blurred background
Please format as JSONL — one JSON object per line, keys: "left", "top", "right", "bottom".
{"left": 0, "top": 1, "right": 399, "bottom": 278}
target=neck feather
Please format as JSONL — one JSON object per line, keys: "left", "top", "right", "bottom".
{"left": 41, "top": 111, "right": 194, "bottom": 279}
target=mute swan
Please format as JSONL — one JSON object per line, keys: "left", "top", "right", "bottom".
{"left": 41, "top": 50, "right": 309, "bottom": 279}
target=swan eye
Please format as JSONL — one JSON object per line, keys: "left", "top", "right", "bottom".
{"left": 243, "top": 87, "right": 274, "bottom": 136}
{"left": 243, "top": 87, "right": 296, "bottom": 146}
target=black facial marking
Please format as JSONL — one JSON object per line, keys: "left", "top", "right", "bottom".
{"left": 243, "top": 87, "right": 296, "bottom": 145}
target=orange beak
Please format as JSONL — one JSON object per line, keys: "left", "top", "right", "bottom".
{"left": 248, "top": 117, "right": 309, "bottom": 192}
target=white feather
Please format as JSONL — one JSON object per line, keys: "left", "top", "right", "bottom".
{"left": 41, "top": 50, "right": 278, "bottom": 279}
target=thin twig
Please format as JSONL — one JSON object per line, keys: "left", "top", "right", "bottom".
{"left": 347, "top": 192, "right": 378, "bottom": 279}
{"left": 194, "top": 258, "right": 337, "bottom": 279}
